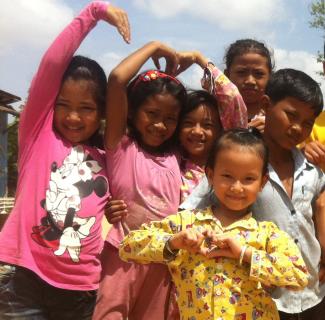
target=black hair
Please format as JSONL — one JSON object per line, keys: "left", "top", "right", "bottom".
{"left": 265, "top": 68, "right": 324, "bottom": 116}
{"left": 184, "top": 90, "right": 220, "bottom": 119}
{"left": 206, "top": 127, "right": 269, "bottom": 176}
{"left": 224, "top": 39, "right": 274, "bottom": 72}
{"left": 126, "top": 70, "right": 187, "bottom": 153}
{"left": 61, "top": 55, "right": 107, "bottom": 148}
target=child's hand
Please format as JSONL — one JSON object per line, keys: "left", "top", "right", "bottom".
{"left": 105, "top": 4, "right": 131, "bottom": 43}
{"left": 175, "top": 51, "right": 208, "bottom": 75}
{"left": 169, "top": 228, "right": 205, "bottom": 254}
{"left": 203, "top": 232, "right": 250, "bottom": 262}
{"left": 248, "top": 116, "right": 265, "bottom": 133}
{"left": 304, "top": 141, "right": 325, "bottom": 167}
{"left": 104, "top": 199, "right": 128, "bottom": 224}
{"left": 151, "top": 42, "right": 179, "bottom": 75}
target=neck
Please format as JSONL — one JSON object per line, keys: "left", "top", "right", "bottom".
{"left": 247, "top": 102, "right": 263, "bottom": 120}
{"left": 188, "top": 154, "right": 207, "bottom": 168}
{"left": 263, "top": 133, "right": 292, "bottom": 166}
{"left": 212, "top": 204, "right": 250, "bottom": 227}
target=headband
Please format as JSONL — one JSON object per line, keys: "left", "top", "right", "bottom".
{"left": 131, "top": 70, "right": 180, "bottom": 91}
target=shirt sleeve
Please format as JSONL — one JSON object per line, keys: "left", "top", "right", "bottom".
{"left": 201, "top": 64, "right": 247, "bottom": 130}
{"left": 249, "top": 222, "right": 309, "bottom": 290}
{"left": 119, "top": 213, "right": 183, "bottom": 264}
{"left": 19, "top": 1, "right": 109, "bottom": 156}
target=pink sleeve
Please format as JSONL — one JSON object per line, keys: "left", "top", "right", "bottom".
{"left": 201, "top": 65, "right": 248, "bottom": 130}
{"left": 19, "top": 1, "right": 109, "bottom": 154}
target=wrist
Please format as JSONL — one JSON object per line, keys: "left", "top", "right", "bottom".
{"left": 195, "top": 51, "right": 208, "bottom": 69}
{"left": 168, "top": 236, "right": 178, "bottom": 251}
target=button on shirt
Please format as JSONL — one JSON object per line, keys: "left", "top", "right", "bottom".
{"left": 181, "top": 149, "right": 325, "bottom": 313}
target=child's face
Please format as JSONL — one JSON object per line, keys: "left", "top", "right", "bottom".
{"left": 134, "top": 93, "right": 181, "bottom": 148}
{"left": 54, "top": 79, "right": 100, "bottom": 145}
{"left": 179, "top": 104, "right": 221, "bottom": 165}
{"left": 226, "top": 52, "right": 270, "bottom": 107}
{"left": 206, "top": 145, "right": 267, "bottom": 214}
{"left": 264, "top": 97, "right": 316, "bottom": 149}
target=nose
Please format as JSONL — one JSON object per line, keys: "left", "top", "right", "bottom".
{"left": 230, "top": 180, "right": 243, "bottom": 193}
{"left": 244, "top": 74, "right": 256, "bottom": 85}
{"left": 191, "top": 124, "right": 203, "bottom": 136}
{"left": 67, "top": 111, "right": 81, "bottom": 122}
{"left": 154, "top": 121, "right": 167, "bottom": 132}
{"left": 291, "top": 122, "right": 302, "bottom": 137}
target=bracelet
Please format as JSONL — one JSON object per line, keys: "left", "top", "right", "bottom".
{"left": 165, "top": 237, "right": 179, "bottom": 256}
{"left": 239, "top": 245, "right": 247, "bottom": 266}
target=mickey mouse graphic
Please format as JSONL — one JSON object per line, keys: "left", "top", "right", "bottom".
{"left": 32, "top": 145, "right": 107, "bottom": 262}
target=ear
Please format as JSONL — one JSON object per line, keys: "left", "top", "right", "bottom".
{"left": 260, "top": 173, "right": 269, "bottom": 191}
{"left": 260, "top": 95, "right": 272, "bottom": 114}
{"left": 205, "top": 167, "right": 214, "bottom": 187}
{"left": 224, "top": 68, "right": 229, "bottom": 77}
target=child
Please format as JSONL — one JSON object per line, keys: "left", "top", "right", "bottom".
{"left": 119, "top": 128, "right": 308, "bottom": 320}
{"left": 93, "top": 42, "right": 187, "bottom": 320}
{"left": 0, "top": 2, "right": 129, "bottom": 319}
{"left": 182, "top": 69, "right": 325, "bottom": 320}
{"left": 179, "top": 90, "right": 222, "bottom": 201}
{"left": 177, "top": 39, "right": 273, "bottom": 132}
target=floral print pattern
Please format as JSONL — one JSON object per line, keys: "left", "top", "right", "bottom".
{"left": 119, "top": 207, "right": 308, "bottom": 320}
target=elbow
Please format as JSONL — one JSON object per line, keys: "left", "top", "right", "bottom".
{"left": 108, "top": 67, "right": 129, "bottom": 87}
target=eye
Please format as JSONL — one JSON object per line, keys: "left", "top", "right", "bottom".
{"left": 236, "top": 70, "right": 246, "bottom": 76}
{"left": 203, "top": 122, "right": 215, "bottom": 129}
{"left": 181, "top": 120, "right": 194, "bottom": 127}
{"left": 254, "top": 71, "right": 266, "bottom": 79}
{"left": 221, "top": 174, "right": 232, "bottom": 179}
{"left": 285, "top": 110, "right": 296, "bottom": 119}
{"left": 244, "top": 176, "right": 257, "bottom": 182}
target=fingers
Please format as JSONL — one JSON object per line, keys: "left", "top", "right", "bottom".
{"left": 152, "top": 56, "right": 161, "bottom": 70}
{"left": 104, "top": 199, "right": 128, "bottom": 224}
{"left": 106, "top": 5, "right": 131, "bottom": 44}
{"left": 304, "top": 141, "right": 325, "bottom": 165}
{"left": 182, "top": 229, "right": 205, "bottom": 253}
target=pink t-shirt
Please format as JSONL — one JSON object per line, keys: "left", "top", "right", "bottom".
{"left": 0, "top": 2, "right": 110, "bottom": 291}
{"left": 106, "top": 136, "right": 182, "bottom": 247}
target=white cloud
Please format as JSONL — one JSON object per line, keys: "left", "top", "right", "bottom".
{"left": 0, "top": 0, "right": 73, "bottom": 55}
{"left": 133, "top": 0, "right": 286, "bottom": 32}
{"left": 97, "top": 52, "right": 125, "bottom": 75}
{"left": 274, "top": 48, "right": 325, "bottom": 95}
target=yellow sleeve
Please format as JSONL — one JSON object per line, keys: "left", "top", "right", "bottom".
{"left": 249, "top": 222, "right": 309, "bottom": 289}
{"left": 119, "top": 212, "right": 182, "bottom": 264}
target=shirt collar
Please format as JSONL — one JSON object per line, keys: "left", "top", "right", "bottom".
{"left": 268, "top": 148, "right": 315, "bottom": 183}
{"left": 195, "top": 206, "right": 258, "bottom": 231}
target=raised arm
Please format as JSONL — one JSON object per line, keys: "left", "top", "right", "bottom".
{"left": 176, "top": 51, "right": 247, "bottom": 129}
{"left": 105, "top": 41, "right": 178, "bottom": 149}
{"left": 19, "top": 1, "right": 130, "bottom": 154}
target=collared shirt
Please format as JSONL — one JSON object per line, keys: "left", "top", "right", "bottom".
{"left": 119, "top": 208, "right": 308, "bottom": 320}
{"left": 181, "top": 148, "right": 325, "bottom": 313}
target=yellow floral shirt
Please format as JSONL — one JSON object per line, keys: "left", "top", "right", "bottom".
{"left": 119, "top": 207, "right": 308, "bottom": 320}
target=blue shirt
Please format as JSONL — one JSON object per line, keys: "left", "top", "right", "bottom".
{"left": 180, "top": 149, "right": 325, "bottom": 313}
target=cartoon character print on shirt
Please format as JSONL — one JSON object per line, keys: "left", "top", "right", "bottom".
{"left": 31, "top": 145, "right": 107, "bottom": 262}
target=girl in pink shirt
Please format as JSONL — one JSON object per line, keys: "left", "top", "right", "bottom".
{"left": 93, "top": 42, "right": 187, "bottom": 320}
{"left": 0, "top": 2, "right": 129, "bottom": 319}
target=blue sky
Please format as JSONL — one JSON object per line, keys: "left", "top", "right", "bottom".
{"left": 0, "top": 0, "right": 324, "bottom": 114}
